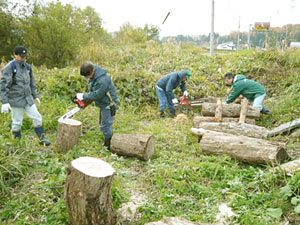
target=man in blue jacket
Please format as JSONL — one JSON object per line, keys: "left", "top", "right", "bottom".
{"left": 76, "top": 61, "right": 118, "bottom": 150}
{"left": 156, "top": 70, "right": 191, "bottom": 118}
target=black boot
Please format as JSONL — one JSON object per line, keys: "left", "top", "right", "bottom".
{"left": 104, "top": 136, "right": 112, "bottom": 150}
{"left": 12, "top": 131, "right": 21, "bottom": 139}
{"left": 34, "top": 127, "right": 51, "bottom": 146}
{"left": 169, "top": 109, "right": 176, "bottom": 118}
{"left": 261, "top": 107, "right": 270, "bottom": 115}
{"left": 160, "top": 110, "right": 165, "bottom": 118}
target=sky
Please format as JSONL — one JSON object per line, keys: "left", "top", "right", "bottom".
{"left": 46, "top": 0, "right": 300, "bottom": 37}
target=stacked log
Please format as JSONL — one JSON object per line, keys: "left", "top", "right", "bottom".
{"left": 191, "top": 128, "right": 289, "bottom": 165}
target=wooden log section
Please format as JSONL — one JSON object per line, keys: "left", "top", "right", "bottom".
{"left": 193, "top": 116, "right": 256, "bottom": 127}
{"left": 198, "top": 122, "right": 269, "bottom": 139}
{"left": 202, "top": 102, "right": 260, "bottom": 119}
{"left": 55, "top": 118, "right": 82, "bottom": 152}
{"left": 274, "top": 159, "right": 300, "bottom": 173}
{"left": 191, "top": 128, "right": 289, "bottom": 165}
{"left": 214, "top": 98, "right": 222, "bottom": 122}
{"left": 111, "top": 134, "right": 155, "bottom": 161}
{"left": 65, "top": 156, "right": 116, "bottom": 225}
{"left": 239, "top": 98, "right": 249, "bottom": 123}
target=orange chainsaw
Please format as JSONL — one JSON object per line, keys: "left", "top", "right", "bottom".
{"left": 175, "top": 96, "right": 203, "bottom": 107}
{"left": 58, "top": 98, "right": 92, "bottom": 122}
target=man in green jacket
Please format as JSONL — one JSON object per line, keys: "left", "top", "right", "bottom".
{"left": 76, "top": 61, "right": 118, "bottom": 150}
{"left": 224, "top": 73, "right": 270, "bottom": 114}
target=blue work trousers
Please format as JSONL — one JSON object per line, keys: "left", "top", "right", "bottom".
{"left": 100, "top": 107, "right": 114, "bottom": 138}
{"left": 156, "top": 86, "right": 175, "bottom": 112}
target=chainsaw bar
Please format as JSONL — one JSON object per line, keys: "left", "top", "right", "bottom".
{"left": 58, "top": 106, "right": 80, "bottom": 122}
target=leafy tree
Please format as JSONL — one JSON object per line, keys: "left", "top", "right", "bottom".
{"left": 20, "top": 1, "right": 105, "bottom": 68}
{"left": 116, "top": 23, "right": 147, "bottom": 44}
{"left": 143, "top": 24, "right": 160, "bottom": 41}
{"left": 0, "top": 0, "right": 23, "bottom": 61}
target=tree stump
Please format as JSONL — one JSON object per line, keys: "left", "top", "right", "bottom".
{"left": 239, "top": 98, "right": 249, "bottom": 123}
{"left": 197, "top": 122, "right": 269, "bottom": 139}
{"left": 214, "top": 98, "right": 223, "bottom": 122}
{"left": 201, "top": 102, "right": 260, "bottom": 119}
{"left": 55, "top": 118, "right": 82, "bottom": 152}
{"left": 193, "top": 116, "right": 256, "bottom": 127}
{"left": 65, "top": 156, "right": 116, "bottom": 225}
{"left": 111, "top": 134, "right": 155, "bottom": 161}
{"left": 191, "top": 128, "right": 289, "bottom": 165}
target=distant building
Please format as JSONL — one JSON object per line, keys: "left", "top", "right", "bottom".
{"left": 217, "top": 41, "right": 237, "bottom": 50}
{"left": 290, "top": 42, "right": 300, "bottom": 48}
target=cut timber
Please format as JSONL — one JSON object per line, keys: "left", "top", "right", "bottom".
{"left": 191, "top": 128, "right": 289, "bottom": 165}
{"left": 145, "top": 217, "right": 218, "bottom": 225}
{"left": 267, "top": 118, "right": 300, "bottom": 137}
{"left": 202, "top": 102, "right": 260, "bottom": 119}
{"left": 274, "top": 159, "right": 300, "bottom": 173}
{"left": 111, "top": 134, "right": 155, "bottom": 160}
{"left": 239, "top": 98, "right": 249, "bottom": 123}
{"left": 193, "top": 116, "right": 256, "bottom": 127}
{"left": 214, "top": 98, "right": 222, "bottom": 122}
{"left": 65, "top": 157, "right": 116, "bottom": 225}
{"left": 198, "top": 122, "right": 269, "bottom": 139}
{"left": 55, "top": 118, "right": 82, "bottom": 152}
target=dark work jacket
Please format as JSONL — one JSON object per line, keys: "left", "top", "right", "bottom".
{"left": 83, "top": 65, "right": 118, "bottom": 109}
{"left": 1, "top": 60, "right": 38, "bottom": 107}
{"left": 156, "top": 70, "right": 188, "bottom": 100}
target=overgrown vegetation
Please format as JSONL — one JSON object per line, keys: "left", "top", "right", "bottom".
{"left": 1, "top": 43, "right": 300, "bottom": 224}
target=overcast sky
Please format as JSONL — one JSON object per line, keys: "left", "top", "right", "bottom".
{"left": 55, "top": 0, "right": 300, "bottom": 37}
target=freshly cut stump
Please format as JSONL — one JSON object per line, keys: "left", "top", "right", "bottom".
{"left": 65, "top": 156, "right": 116, "bottom": 225}
{"left": 55, "top": 118, "right": 81, "bottom": 152}
{"left": 111, "top": 133, "right": 155, "bottom": 160}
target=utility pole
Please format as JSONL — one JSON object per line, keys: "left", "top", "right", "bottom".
{"left": 247, "top": 24, "right": 252, "bottom": 49}
{"left": 237, "top": 16, "right": 240, "bottom": 50}
{"left": 210, "top": 0, "right": 214, "bottom": 56}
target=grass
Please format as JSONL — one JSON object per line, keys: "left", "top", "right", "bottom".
{"left": 2, "top": 47, "right": 300, "bottom": 224}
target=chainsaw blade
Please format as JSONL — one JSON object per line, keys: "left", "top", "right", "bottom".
{"left": 58, "top": 106, "right": 80, "bottom": 122}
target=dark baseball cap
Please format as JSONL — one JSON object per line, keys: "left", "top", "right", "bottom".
{"left": 13, "top": 46, "right": 29, "bottom": 57}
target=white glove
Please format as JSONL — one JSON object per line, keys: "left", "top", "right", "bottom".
{"left": 172, "top": 98, "right": 179, "bottom": 104}
{"left": 1, "top": 103, "right": 11, "bottom": 114}
{"left": 76, "top": 93, "right": 84, "bottom": 100}
{"left": 183, "top": 90, "right": 189, "bottom": 97}
{"left": 35, "top": 98, "right": 40, "bottom": 106}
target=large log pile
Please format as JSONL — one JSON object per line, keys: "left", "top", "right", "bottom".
{"left": 111, "top": 133, "right": 155, "bottom": 160}
{"left": 65, "top": 156, "right": 116, "bottom": 225}
{"left": 191, "top": 128, "right": 289, "bottom": 165}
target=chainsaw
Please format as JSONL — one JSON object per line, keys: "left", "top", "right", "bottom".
{"left": 58, "top": 98, "right": 92, "bottom": 122}
{"left": 175, "top": 96, "right": 204, "bottom": 107}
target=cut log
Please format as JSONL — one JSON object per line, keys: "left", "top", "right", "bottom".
{"left": 267, "top": 118, "right": 300, "bottom": 137}
{"left": 214, "top": 98, "right": 223, "bottom": 122}
{"left": 111, "top": 134, "right": 155, "bottom": 160}
{"left": 239, "top": 98, "right": 249, "bottom": 123}
{"left": 55, "top": 118, "right": 82, "bottom": 152}
{"left": 274, "top": 159, "right": 300, "bottom": 173}
{"left": 193, "top": 116, "right": 256, "bottom": 127}
{"left": 198, "top": 122, "right": 269, "bottom": 139}
{"left": 201, "top": 102, "right": 260, "bottom": 119}
{"left": 191, "top": 128, "right": 289, "bottom": 165}
{"left": 65, "top": 156, "right": 116, "bottom": 225}
{"left": 145, "top": 217, "right": 218, "bottom": 225}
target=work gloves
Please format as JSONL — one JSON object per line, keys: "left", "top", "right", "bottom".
{"left": 183, "top": 90, "right": 189, "bottom": 97}
{"left": 1, "top": 103, "right": 11, "bottom": 114}
{"left": 172, "top": 98, "right": 179, "bottom": 104}
{"left": 76, "top": 93, "right": 84, "bottom": 100}
{"left": 35, "top": 98, "right": 40, "bottom": 107}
